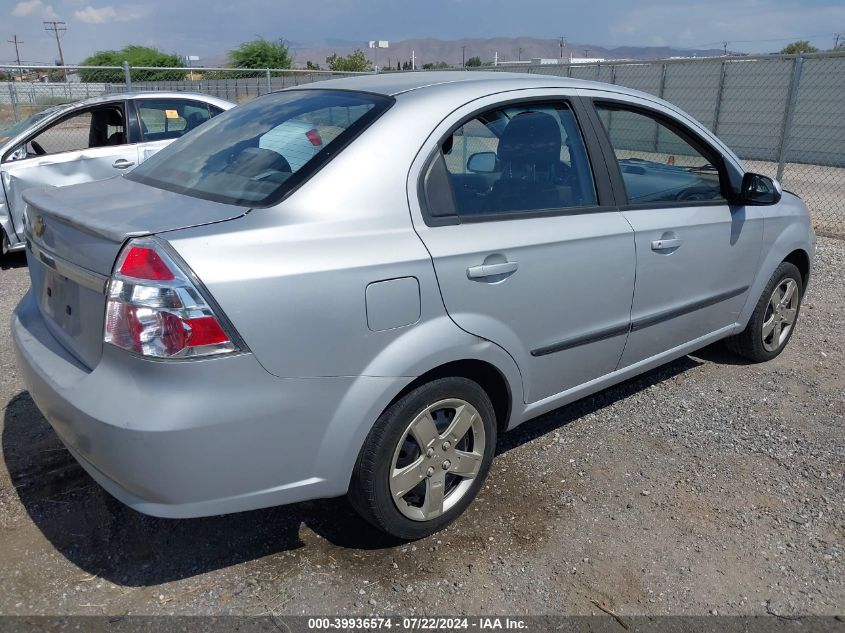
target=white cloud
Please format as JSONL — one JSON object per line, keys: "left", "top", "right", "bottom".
{"left": 74, "top": 4, "right": 149, "bottom": 23}
{"left": 12, "top": 0, "right": 59, "bottom": 19}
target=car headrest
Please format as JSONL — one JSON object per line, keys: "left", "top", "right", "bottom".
{"left": 496, "top": 111, "right": 561, "bottom": 167}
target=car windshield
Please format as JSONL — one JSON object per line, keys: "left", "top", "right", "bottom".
{"left": 127, "top": 89, "right": 393, "bottom": 207}
{"left": 0, "top": 107, "right": 59, "bottom": 144}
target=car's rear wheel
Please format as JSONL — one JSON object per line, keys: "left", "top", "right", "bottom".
{"left": 349, "top": 377, "right": 497, "bottom": 540}
{"left": 726, "top": 262, "right": 803, "bottom": 362}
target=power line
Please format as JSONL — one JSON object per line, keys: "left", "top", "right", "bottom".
{"left": 687, "top": 33, "right": 834, "bottom": 50}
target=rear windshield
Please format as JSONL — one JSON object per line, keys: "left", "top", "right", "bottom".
{"left": 127, "top": 90, "right": 393, "bottom": 207}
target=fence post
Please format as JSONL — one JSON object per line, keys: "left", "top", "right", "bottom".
{"left": 266, "top": 69, "right": 272, "bottom": 93}
{"left": 653, "top": 63, "right": 667, "bottom": 151}
{"left": 123, "top": 61, "right": 132, "bottom": 90}
{"left": 8, "top": 82, "right": 19, "bottom": 121}
{"left": 776, "top": 56, "right": 803, "bottom": 182}
{"left": 712, "top": 61, "right": 727, "bottom": 135}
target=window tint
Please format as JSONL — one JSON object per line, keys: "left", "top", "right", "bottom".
{"left": 137, "top": 99, "right": 212, "bottom": 142}
{"left": 436, "top": 102, "right": 597, "bottom": 217}
{"left": 595, "top": 103, "right": 725, "bottom": 204}
{"left": 127, "top": 90, "right": 392, "bottom": 207}
{"left": 27, "top": 106, "right": 125, "bottom": 156}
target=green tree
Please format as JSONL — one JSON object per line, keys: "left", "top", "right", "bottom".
{"left": 422, "top": 61, "right": 451, "bottom": 70}
{"left": 780, "top": 40, "right": 818, "bottom": 54}
{"left": 80, "top": 45, "right": 183, "bottom": 82}
{"left": 465, "top": 56, "right": 482, "bottom": 67}
{"left": 229, "top": 37, "right": 291, "bottom": 69}
{"left": 325, "top": 50, "right": 372, "bottom": 72}
{"left": 305, "top": 60, "right": 322, "bottom": 70}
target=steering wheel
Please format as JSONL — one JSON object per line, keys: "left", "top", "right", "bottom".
{"left": 30, "top": 140, "right": 46, "bottom": 156}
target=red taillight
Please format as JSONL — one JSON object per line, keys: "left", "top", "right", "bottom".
{"left": 104, "top": 238, "right": 239, "bottom": 359}
{"left": 305, "top": 128, "right": 323, "bottom": 147}
{"left": 184, "top": 316, "right": 229, "bottom": 346}
{"left": 118, "top": 246, "right": 175, "bottom": 281}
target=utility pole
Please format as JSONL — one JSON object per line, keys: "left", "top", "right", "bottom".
{"left": 584, "top": 48, "right": 591, "bottom": 58}
{"left": 518, "top": 47, "right": 523, "bottom": 61}
{"left": 559, "top": 36, "right": 566, "bottom": 59}
{"left": 722, "top": 41, "right": 729, "bottom": 56}
{"left": 8, "top": 35, "right": 23, "bottom": 78}
{"left": 835, "top": 33, "right": 843, "bottom": 49}
{"left": 43, "top": 21, "right": 67, "bottom": 80}
{"left": 461, "top": 45, "right": 466, "bottom": 68}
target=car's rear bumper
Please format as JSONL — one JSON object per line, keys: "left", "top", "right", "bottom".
{"left": 12, "top": 290, "right": 406, "bottom": 518}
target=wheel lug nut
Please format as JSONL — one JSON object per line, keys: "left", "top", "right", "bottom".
{"left": 426, "top": 448, "right": 434, "bottom": 458}
{"left": 442, "top": 441, "right": 451, "bottom": 451}
{"left": 426, "top": 466, "right": 435, "bottom": 477}
{"left": 442, "top": 460, "right": 451, "bottom": 470}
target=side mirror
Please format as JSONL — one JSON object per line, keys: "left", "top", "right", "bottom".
{"left": 467, "top": 151, "right": 498, "bottom": 174}
{"left": 740, "top": 172, "right": 782, "bottom": 205}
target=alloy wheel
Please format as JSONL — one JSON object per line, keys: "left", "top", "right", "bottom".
{"left": 762, "top": 278, "right": 799, "bottom": 352}
{"left": 389, "top": 398, "right": 486, "bottom": 521}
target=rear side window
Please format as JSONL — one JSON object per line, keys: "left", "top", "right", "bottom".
{"left": 429, "top": 102, "right": 597, "bottom": 219}
{"left": 137, "top": 99, "right": 213, "bottom": 142}
{"left": 595, "top": 103, "right": 725, "bottom": 204}
{"left": 128, "top": 90, "right": 392, "bottom": 207}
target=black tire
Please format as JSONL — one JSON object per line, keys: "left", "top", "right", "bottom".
{"left": 349, "top": 377, "right": 497, "bottom": 540}
{"left": 725, "top": 262, "right": 803, "bottom": 362}
{"left": 1, "top": 229, "right": 8, "bottom": 260}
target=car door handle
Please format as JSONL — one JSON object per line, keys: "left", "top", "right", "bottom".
{"left": 651, "top": 238, "right": 682, "bottom": 251}
{"left": 467, "top": 261, "right": 519, "bottom": 279}
{"left": 112, "top": 159, "right": 135, "bottom": 170}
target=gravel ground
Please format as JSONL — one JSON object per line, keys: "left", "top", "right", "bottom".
{"left": 0, "top": 239, "right": 842, "bottom": 618}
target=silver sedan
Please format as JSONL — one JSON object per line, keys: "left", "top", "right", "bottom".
{"left": 12, "top": 73, "right": 815, "bottom": 539}
{"left": 0, "top": 91, "right": 233, "bottom": 257}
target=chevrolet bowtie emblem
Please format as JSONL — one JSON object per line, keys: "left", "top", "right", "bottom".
{"left": 33, "top": 215, "right": 46, "bottom": 238}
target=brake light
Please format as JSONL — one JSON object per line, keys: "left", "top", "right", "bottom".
{"left": 118, "top": 246, "right": 175, "bottom": 281}
{"left": 104, "top": 238, "right": 239, "bottom": 358}
{"left": 305, "top": 128, "right": 323, "bottom": 146}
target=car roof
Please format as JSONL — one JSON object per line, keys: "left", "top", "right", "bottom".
{"left": 72, "top": 91, "right": 234, "bottom": 107}
{"left": 294, "top": 71, "right": 644, "bottom": 99}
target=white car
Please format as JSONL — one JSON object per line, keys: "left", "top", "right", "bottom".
{"left": 0, "top": 92, "right": 233, "bottom": 258}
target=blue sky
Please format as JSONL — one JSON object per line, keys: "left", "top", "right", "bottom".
{"left": 3, "top": 0, "right": 844, "bottom": 64}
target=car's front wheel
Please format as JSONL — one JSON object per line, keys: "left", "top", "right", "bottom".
{"left": 349, "top": 377, "right": 497, "bottom": 540}
{"left": 726, "top": 261, "right": 803, "bottom": 362}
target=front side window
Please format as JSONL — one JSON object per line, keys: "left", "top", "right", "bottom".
{"left": 127, "top": 90, "right": 392, "bottom": 207}
{"left": 137, "top": 99, "right": 213, "bottom": 142}
{"left": 25, "top": 106, "right": 125, "bottom": 157}
{"left": 595, "top": 103, "right": 725, "bottom": 204}
{"left": 433, "top": 102, "right": 597, "bottom": 218}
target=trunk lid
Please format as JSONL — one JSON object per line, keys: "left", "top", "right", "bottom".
{"left": 23, "top": 177, "right": 249, "bottom": 369}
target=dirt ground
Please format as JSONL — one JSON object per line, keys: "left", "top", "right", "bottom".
{"left": 0, "top": 239, "right": 842, "bottom": 618}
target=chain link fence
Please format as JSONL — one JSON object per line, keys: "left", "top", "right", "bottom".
{"left": 480, "top": 52, "right": 845, "bottom": 236}
{"left": 0, "top": 64, "right": 368, "bottom": 126}
{"left": 1, "top": 55, "right": 843, "bottom": 235}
